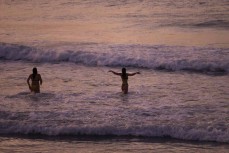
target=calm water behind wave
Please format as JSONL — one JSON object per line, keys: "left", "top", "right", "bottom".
{"left": 1, "top": 0, "right": 228, "bottom": 29}
{"left": 0, "top": 0, "right": 229, "bottom": 46}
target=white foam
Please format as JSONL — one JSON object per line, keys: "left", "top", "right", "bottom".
{"left": 0, "top": 123, "right": 228, "bottom": 143}
{"left": 0, "top": 43, "right": 228, "bottom": 74}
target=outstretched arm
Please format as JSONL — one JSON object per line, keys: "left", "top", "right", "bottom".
{"left": 127, "top": 72, "right": 140, "bottom": 76}
{"left": 108, "top": 70, "right": 121, "bottom": 76}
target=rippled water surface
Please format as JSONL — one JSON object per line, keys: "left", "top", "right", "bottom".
{"left": 0, "top": 0, "right": 229, "bottom": 152}
{"left": 0, "top": 62, "right": 228, "bottom": 143}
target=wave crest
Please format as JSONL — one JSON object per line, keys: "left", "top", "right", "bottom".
{"left": 0, "top": 123, "right": 228, "bottom": 143}
{"left": 0, "top": 42, "right": 228, "bottom": 74}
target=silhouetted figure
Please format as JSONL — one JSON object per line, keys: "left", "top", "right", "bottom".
{"left": 109, "top": 68, "right": 140, "bottom": 94}
{"left": 27, "top": 67, "right": 42, "bottom": 93}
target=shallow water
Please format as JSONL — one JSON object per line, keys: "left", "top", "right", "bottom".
{"left": 0, "top": 61, "right": 228, "bottom": 143}
{"left": 1, "top": 136, "right": 229, "bottom": 153}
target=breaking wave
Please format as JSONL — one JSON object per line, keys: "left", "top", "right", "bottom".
{"left": 0, "top": 42, "right": 228, "bottom": 74}
{"left": 0, "top": 121, "right": 228, "bottom": 143}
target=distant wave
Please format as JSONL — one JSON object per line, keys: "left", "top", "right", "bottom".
{"left": 164, "top": 19, "right": 229, "bottom": 29}
{"left": 0, "top": 42, "right": 228, "bottom": 74}
{"left": 194, "top": 20, "right": 229, "bottom": 29}
{"left": 0, "top": 122, "right": 228, "bottom": 143}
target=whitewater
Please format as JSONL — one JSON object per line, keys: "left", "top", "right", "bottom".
{"left": 0, "top": 0, "right": 229, "bottom": 152}
{"left": 1, "top": 43, "right": 228, "bottom": 74}
{"left": 1, "top": 59, "right": 229, "bottom": 142}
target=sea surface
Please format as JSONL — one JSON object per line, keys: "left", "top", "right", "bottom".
{"left": 0, "top": 0, "right": 229, "bottom": 152}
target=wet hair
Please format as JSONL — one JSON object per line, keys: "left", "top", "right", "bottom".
{"left": 122, "top": 68, "right": 126, "bottom": 74}
{"left": 32, "top": 67, "right": 37, "bottom": 80}
{"left": 122, "top": 68, "right": 128, "bottom": 79}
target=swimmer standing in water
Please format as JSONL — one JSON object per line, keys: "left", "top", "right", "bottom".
{"left": 109, "top": 68, "right": 140, "bottom": 94}
{"left": 27, "top": 67, "right": 42, "bottom": 93}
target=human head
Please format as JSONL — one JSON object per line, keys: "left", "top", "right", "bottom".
{"left": 122, "top": 67, "right": 126, "bottom": 74}
{"left": 33, "top": 67, "right": 37, "bottom": 74}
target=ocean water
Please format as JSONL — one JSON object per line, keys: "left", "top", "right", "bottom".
{"left": 0, "top": 0, "right": 229, "bottom": 152}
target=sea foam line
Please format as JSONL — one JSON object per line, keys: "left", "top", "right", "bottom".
{"left": 0, "top": 42, "right": 228, "bottom": 74}
{"left": 0, "top": 123, "right": 228, "bottom": 143}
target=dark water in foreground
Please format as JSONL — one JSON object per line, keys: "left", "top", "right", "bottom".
{"left": 1, "top": 136, "right": 229, "bottom": 153}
